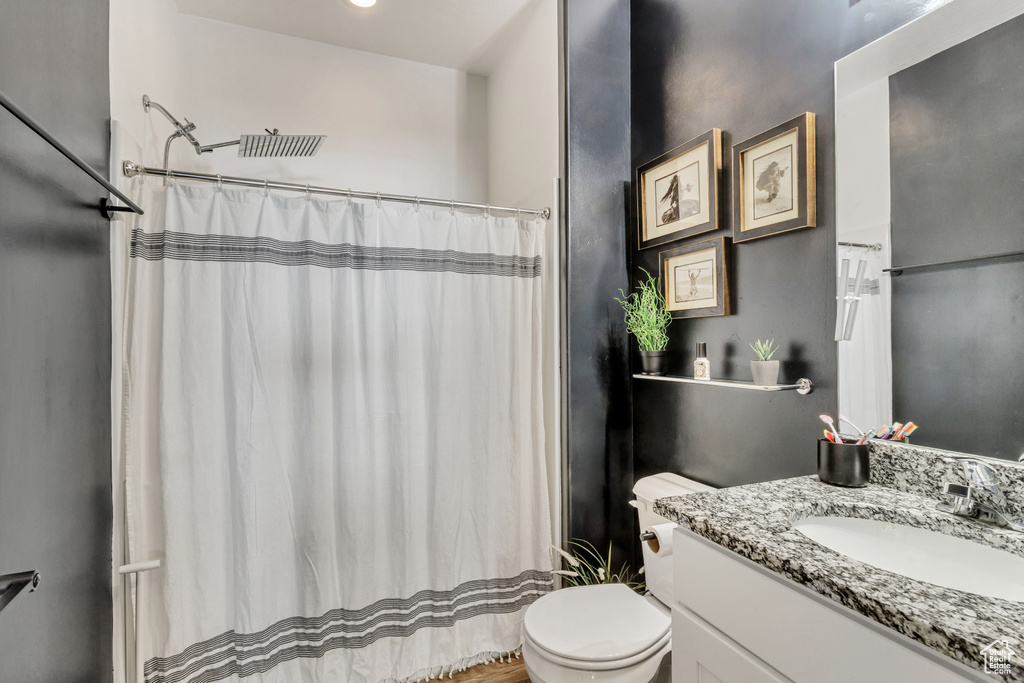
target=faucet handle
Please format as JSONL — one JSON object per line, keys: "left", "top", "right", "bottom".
{"left": 943, "top": 482, "right": 972, "bottom": 498}
{"left": 940, "top": 481, "right": 977, "bottom": 516}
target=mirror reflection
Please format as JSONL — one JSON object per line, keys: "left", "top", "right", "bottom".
{"left": 835, "top": 0, "right": 1024, "bottom": 462}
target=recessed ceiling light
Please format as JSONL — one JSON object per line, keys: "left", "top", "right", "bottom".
{"left": 349, "top": 0, "right": 376, "bottom": 7}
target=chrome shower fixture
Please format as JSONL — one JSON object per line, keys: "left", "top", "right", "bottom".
{"left": 143, "top": 95, "right": 326, "bottom": 170}
{"left": 238, "top": 132, "right": 325, "bottom": 158}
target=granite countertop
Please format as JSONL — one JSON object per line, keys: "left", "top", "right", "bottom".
{"left": 654, "top": 475, "right": 1024, "bottom": 682}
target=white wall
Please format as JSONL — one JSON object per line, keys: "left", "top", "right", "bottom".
{"left": 478, "top": 0, "right": 561, "bottom": 550}
{"left": 109, "top": 0, "right": 181, "bottom": 172}
{"left": 484, "top": 0, "right": 559, "bottom": 211}
{"left": 110, "top": 3, "right": 488, "bottom": 202}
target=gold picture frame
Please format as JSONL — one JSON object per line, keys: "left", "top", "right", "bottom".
{"left": 732, "top": 113, "right": 816, "bottom": 243}
{"left": 637, "top": 129, "right": 723, "bottom": 250}
{"left": 659, "top": 236, "right": 731, "bottom": 319}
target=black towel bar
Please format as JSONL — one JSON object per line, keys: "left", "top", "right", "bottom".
{"left": 0, "top": 88, "right": 143, "bottom": 217}
{"left": 0, "top": 571, "right": 40, "bottom": 616}
{"left": 885, "top": 249, "right": 1024, "bottom": 275}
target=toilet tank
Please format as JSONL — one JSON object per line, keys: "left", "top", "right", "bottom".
{"left": 631, "top": 473, "right": 716, "bottom": 605}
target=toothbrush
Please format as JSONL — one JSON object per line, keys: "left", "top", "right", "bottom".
{"left": 855, "top": 429, "right": 876, "bottom": 445}
{"left": 823, "top": 429, "right": 837, "bottom": 443}
{"left": 819, "top": 415, "right": 842, "bottom": 442}
{"left": 839, "top": 414, "right": 865, "bottom": 436}
{"left": 897, "top": 422, "right": 916, "bottom": 440}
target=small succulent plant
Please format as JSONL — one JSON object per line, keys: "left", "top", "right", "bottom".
{"left": 749, "top": 338, "right": 780, "bottom": 362}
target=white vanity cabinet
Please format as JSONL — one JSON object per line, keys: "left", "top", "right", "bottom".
{"left": 670, "top": 529, "right": 992, "bottom": 683}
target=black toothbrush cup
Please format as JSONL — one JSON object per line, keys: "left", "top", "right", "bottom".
{"left": 817, "top": 438, "right": 869, "bottom": 487}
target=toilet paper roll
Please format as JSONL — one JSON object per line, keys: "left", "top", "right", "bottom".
{"left": 643, "top": 523, "right": 677, "bottom": 557}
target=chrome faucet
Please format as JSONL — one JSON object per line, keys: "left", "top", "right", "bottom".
{"left": 938, "top": 459, "right": 1024, "bottom": 532}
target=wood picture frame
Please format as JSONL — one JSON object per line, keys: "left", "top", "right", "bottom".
{"left": 732, "top": 113, "right": 816, "bottom": 243}
{"left": 659, "top": 236, "right": 731, "bottom": 319}
{"left": 637, "top": 129, "right": 723, "bottom": 250}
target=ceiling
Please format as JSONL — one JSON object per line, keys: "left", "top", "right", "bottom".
{"left": 173, "top": 0, "right": 536, "bottom": 74}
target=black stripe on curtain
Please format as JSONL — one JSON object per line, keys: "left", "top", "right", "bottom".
{"left": 130, "top": 229, "right": 543, "bottom": 278}
{"left": 144, "top": 570, "right": 553, "bottom": 683}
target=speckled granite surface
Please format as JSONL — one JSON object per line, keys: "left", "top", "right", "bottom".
{"left": 655, "top": 473, "right": 1024, "bottom": 681}
{"left": 870, "top": 441, "right": 1024, "bottom": 521}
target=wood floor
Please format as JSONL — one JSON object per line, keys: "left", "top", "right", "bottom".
{"left": 448, "top": 658, "right": 531, "bottom": 683}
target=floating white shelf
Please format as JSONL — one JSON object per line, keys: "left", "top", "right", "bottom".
{"left": 632, "top": 374, "right": 813, "bottom": 395}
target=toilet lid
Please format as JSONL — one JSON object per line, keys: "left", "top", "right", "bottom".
{"left": 524, "top": 584, "right": 671, "bottom": 662}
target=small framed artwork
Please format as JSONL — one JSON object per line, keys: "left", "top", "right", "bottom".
{"left": 658, "top": 236, "right": 731, "bottom": 319}
{"left": 732, "top": 113, "right": 816, "bottom": 243}
{"left": 637, "top": 129, "right": 723, "bottom": 250}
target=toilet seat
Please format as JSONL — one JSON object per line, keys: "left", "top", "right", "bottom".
{"left": 524, "top": 629, "right": 671, "bottom": 671}
{"left": 523, "top": 584, "right": 671, "bottom": 669}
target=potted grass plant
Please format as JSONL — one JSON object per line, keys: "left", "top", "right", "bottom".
{"left": 615, "top": 268, "right": 672, "bottom": 375}
{"left": 749, "top": 338, "right": 781, "bottom": 386}
{"left": 551, "top": 540, "right": 645, "bottom": 593}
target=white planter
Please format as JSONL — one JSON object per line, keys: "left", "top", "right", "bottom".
{"left": 750, "top": 360, "right": 780, "bottom": 386}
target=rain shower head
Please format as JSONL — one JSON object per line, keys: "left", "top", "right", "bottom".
{"left": 237, "top": 131, "right": 326, "bottom": 158}
{"left": 143, "top": 95, "right": 326, "bottom": 168}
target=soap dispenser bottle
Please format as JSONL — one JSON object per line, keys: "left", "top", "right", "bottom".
{"left": 694, "top": 343, "right": 710, "bottom": 380}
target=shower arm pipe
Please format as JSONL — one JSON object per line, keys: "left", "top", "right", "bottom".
{"left": 122, "top": 161, "right": 552, "bottom": 219}
{"left": 199, "top": 139, "right": 242, "bottom": 153}
{"left": 143, "top": 95, "right": 204, "bottom": 155}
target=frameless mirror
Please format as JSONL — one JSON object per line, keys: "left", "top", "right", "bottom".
{"left": 834, "top": 0, "right": 1024, "bottom": 462}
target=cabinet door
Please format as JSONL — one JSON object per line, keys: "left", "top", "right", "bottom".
{"left": 673, "top": 606, "right": 792, "bottom": 683}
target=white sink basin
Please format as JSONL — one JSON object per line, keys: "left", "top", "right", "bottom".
{"left": 793, "top": 516, "right": 1024, "bottom": 602}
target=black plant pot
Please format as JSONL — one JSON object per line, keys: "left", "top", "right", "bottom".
{"left": 639, "top": 350, "right": 667, "bottom": 376}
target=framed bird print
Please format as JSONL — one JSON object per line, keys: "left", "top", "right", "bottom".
{"left": 637, "top": 129, "right": 722, "bottom": 250}
{"left": 732, "top": 113, "right": 816, "bottom": 243}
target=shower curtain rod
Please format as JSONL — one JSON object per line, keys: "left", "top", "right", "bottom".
{"left": 122, "top": 161, "right": 551, "bottom": 219}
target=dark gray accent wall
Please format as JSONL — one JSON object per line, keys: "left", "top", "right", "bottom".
{"left": 627, "top": 0, "right": 941, "bottom": 489}
{"left": 0, "top": 1, "right": 113, "bottom": 680}
{"left": 563, "top": 0, "right": 634, "bottom": 560}
{"left": 889, "top": 14, "right": 1024, "bottom": 461}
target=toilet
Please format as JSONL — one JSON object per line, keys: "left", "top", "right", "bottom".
{"left": 522, "top": 473, "right": 715, "bottom": 683}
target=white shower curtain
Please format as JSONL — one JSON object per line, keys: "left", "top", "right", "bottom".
{"left": 837, "top": 238, "right": 892, "bottom": 431}
{"left": 116, "top": 180, "right": 553, "bottom": 683}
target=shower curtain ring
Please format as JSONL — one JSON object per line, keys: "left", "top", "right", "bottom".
{"left": 346, "top": 189, "right": 352, "bottom": 204}
{"left": 515, "top": 207, "right": 521, "bottom": 220}
{"left": 376, "top": 191, "right": 382, "bottom": 208}
{"left": 305, "top": 184, "right": 311, "bottom": 200}
{"left": 485, "top": 204, "right": 491, "bottom": 219}
{"left": 414, "top": 196, "right": 420, "bottom": 211}
{"left": 216, "top": 174, "right": 223, "bottom": 191}
{"left": 263, "top": 179, "right": 270, "bottom": 196}
{"left": 450, "top": 199, "right": 455, "bottom": 215}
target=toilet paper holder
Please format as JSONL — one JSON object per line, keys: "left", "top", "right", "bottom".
{"left": 639, "top": 531, "right": 657, "bottom": 542}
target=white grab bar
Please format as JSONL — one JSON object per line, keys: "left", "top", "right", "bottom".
{"left": 120, "top": 560, "right": 161, "bottom": 683}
